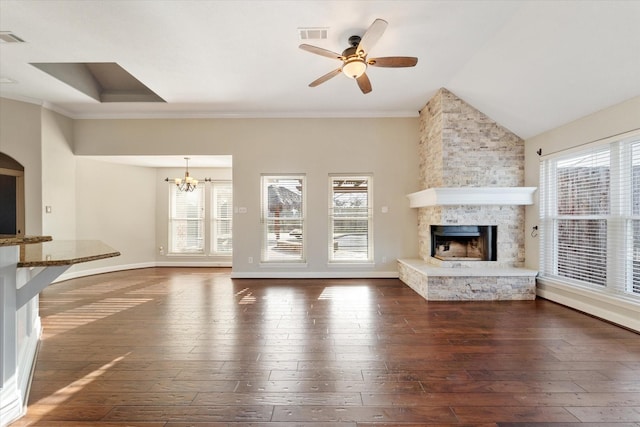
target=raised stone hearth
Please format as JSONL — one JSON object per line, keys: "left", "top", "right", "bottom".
{"left": 398, "top": 259, "right": 537, "bottom": 301}
{"left": 400, "top": 88, "right": 537, "bottom": 301}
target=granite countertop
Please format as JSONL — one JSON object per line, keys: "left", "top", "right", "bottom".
{"left": 0, "top": 235, "right": 52, "bottom": 247}
{"left": 18, "top": 240, "right": 120, "bottom": 267}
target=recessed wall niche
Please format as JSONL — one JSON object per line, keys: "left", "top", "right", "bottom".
{"left": 0, "top": 152, "right": 25, "bottom": 235}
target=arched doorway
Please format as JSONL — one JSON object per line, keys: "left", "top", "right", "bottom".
{"left": 0, "top": 152, "right": 25, "bottom": 235}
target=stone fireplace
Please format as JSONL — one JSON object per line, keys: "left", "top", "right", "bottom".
{"left": 398, "top": 88, "right": 537, "bottom": 300}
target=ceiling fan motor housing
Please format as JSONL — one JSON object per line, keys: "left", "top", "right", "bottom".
{"left": 348, "top": 35, "right": 361, "bottom": 47}
{"left": 341, "top": 45, "right": 359, "bottom": 58}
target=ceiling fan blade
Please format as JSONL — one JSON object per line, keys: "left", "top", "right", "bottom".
{"left": 299, "top": 44, "right": 343, "bottom": 61}
{"left": 356, "top": 73, "right": 372, "bottom": 94}
{"left": 309, "top": 68, "right": 342, "bottom": 87}
{"left": 356, "top": 18, "right": 388, "bottom": 56}
{"left": 368, "top": 56, "right": 418, "bottom": 67}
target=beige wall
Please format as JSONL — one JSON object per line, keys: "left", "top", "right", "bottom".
{"left": 73, "top": 158, "right": 157, "bottom": 273}
{"left": 41, "top": 108, "right": 76, "bottom": 239}
{"left": 74, "top": 117, "right": 420, "bottom": 276}
{"left": 0, "top": 98, "right": 43, "bottom": 235}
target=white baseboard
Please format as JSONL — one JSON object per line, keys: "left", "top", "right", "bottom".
{"left": 155, "top": 261, "right": 232, "bottom": 268}
{"left": 537, "top": 278, "right": 640, "bottom": 332}
{"left": 52, "top": 261, "right": 397, "bottom": 282}
{"left": 54, "top": 262, "right": 157, "bottom": 283}
{"left": 55, "top": 262, "right": 231, "bottom": 283}
{"left": 230, "top": 271, "right": 399, "bottom": 279}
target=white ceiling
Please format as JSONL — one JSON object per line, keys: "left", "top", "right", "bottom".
{"left": 1, "top": 0, "right": 639, "bottom": 143}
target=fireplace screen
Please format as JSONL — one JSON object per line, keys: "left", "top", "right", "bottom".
{"left": 431, "top": 225, "right": 497, "bottom": 261}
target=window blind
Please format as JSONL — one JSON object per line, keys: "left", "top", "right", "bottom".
{"left": 630, "top": 141, "right": 640, "bottom": 294}
{"left": 211, "top": 181, "right": 232, "bottom": 255}
{"left": 608, "top": 138, "right": 639, "bottom": 296}
{"left": 169, "top": 185, "right": 205, "bottom": 254}
{"left": 261, "top": 175, "right": 305, "bottom": 262}
{"left": 539, "top": 131, "right": 640, "bottom": 300}
{"left": 329, "top": 176, "right": 372, "bottom": 262}
{"left": 555, "top": 149, "right": 610, "bottom": 287}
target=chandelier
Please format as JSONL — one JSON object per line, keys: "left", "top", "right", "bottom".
{"left": 167, "top": 157, "right": 199, "bottom": 192}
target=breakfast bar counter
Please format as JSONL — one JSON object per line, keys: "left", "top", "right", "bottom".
{"left": 18, "top": 239, "right": 121, "bottom": 267}
{"left": 1, "top": 236, "right": 119, "bottom": 426}
{"left": 0, "top": 234, "right": 52, "bottom": 246}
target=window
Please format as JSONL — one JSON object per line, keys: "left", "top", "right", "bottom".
{"left": 169, "top": 185, "right": 205, "bottom": 254}
{"left": 329, "top": 175, "right": 373, "bottom": 262}
{"left": 539, "top": 132, "right": 640, "bottom": 299}
{"left": 168, "top": 180, "right": 232, "bottom": 256}
{"left": 211, "top": 181, "right": 233, "bottom": 255}
{"left": 261, "top": 175, "right": 305, "bottom": 263}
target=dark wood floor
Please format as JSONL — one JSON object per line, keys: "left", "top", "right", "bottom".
{"left": 10, "top": 267, "right": 640, "bottom": 426}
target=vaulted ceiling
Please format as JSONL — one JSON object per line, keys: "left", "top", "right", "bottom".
{"left": 1, "top": 0, "right": 639, "bottom": 140}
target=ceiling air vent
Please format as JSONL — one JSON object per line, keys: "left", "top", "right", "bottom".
{"left": 298, "top": 27, "right": 328, "bottom": 40}
{"left": 0, "top": 32, "right": 26, "bottom": 43}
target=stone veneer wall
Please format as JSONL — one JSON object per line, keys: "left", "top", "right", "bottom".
{"left": 417, "top": 88, "right": 525, "bottom": 267}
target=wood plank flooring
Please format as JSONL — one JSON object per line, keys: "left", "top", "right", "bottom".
{"left": 11, "top": 267, "right": 640, "bottom": 426}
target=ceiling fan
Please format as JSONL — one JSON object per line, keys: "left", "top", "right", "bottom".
{"left": 299, "top": 18, "right": 418, "bottom": 94}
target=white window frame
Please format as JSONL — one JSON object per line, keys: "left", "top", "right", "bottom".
{"left": 328, "top": 174, "right": 373, "bottom": 264}
{"left": 260, "top": 174, "right": 306, "bottom": 264}
{"left": 539, "top": 130, "right": 640, "bottom": 300}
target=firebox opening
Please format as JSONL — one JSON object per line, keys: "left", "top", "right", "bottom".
{"left": 431, "top": 225, "right": 497, "bottom": 261}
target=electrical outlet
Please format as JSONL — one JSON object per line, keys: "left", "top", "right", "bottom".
{"left": 248, "top": 257, "right": 253, "bottom": 264}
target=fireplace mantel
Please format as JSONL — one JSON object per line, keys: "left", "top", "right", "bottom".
{"left": 407, "top": 187, "right": 536, "bottom": 208}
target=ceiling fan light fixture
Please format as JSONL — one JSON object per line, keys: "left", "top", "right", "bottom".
{"left": 300, "top": 18, "right": 416, "bottom": 93}
{"left": 342, "top": 57, "right": 367, "bottom": 79}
